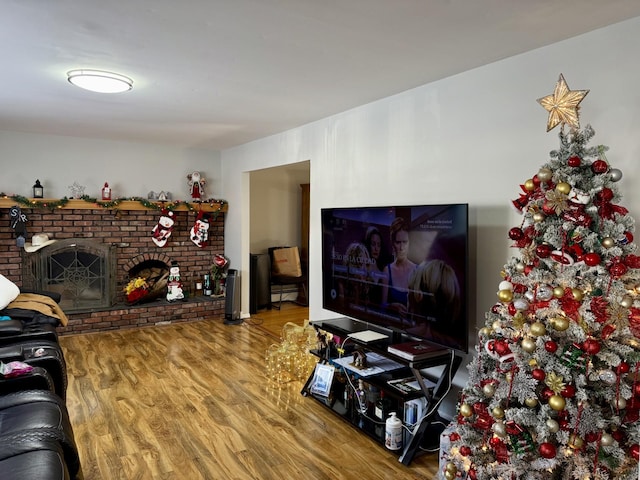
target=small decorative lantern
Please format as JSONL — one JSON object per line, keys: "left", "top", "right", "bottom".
{"left": 33, "top": 179, "right": 44, "bottom": 198}
{"left": 102, "top": 182, "right": 111, "bottom": 200}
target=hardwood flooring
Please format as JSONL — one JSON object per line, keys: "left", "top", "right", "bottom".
{"left": 59, "top": 303, "right": 441, "bottom": 479}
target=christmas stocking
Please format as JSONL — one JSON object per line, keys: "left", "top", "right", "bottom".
{"left": 190, "top": 211, "right": 210, "bottom": 248}
{"left": 9, "top": 205, "right": 28, "bottom": 247}
{"left": 151, "top": 209, "right": 175, "bottom": 247}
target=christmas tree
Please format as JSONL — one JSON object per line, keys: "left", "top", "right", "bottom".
{"left": 442, "top": 75, "right": 640, "bottom": 479}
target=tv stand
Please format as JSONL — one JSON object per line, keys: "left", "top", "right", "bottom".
{"left": 302, "top": 318, "right": 462, "bottom": 466}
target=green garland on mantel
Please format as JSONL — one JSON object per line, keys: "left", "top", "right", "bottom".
{"left": 0, "top": 193, "right": 227, "bottom": 214}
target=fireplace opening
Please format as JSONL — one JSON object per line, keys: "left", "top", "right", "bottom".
{"left": 127, "top": 259, "right": 170, "bottom": 303}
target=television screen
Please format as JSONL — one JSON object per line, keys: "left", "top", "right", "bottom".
{"left": 321, "top": 204, "right": 468, "bottom": 353}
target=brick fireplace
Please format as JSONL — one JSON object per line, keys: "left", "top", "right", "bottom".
{"left": 0, "top": 200, "right": 227, "bottom": 335}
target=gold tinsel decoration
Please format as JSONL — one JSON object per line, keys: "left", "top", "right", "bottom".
{"left": 544, "top": 190, "right": 568, "bottom": 215}
{"left": 544, "top": 371, "right": 566, "bottom": 394}
{"left": 537, "top": 74, "right": 589, "bottom": 132}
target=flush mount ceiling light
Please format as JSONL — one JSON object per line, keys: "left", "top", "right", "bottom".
{"left": 67, "top": 69, "right": 133, "bottom": 93}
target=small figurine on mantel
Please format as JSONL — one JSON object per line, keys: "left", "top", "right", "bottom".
{"left": 187, "top": 171, "right": 206, "bottom": 201}
{"left": 166, "top": 261, "right": 184, "bottom": 302}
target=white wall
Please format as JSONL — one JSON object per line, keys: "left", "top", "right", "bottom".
{"left": 0, "top": 131, "right": 222, "bottom": 200}
{"left": 221, "top": 17, "right": 640, "bottom": 415}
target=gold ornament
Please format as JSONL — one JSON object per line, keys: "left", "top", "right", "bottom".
{"left": 445, "top": 462, "right": 457, "bottom": 473}
{"left": 548, "top": 394, "right": 566, "bottom": 411}
{"left": 569, "top": 434, "right": 584, "bottom": 449}
{"left": 492, "top": 320, "right": 502, "bottom": 331}
{"left": 479, "top": 327, "right": 491, "bottom": 337}
{"left": 492, "top": 406, "right": 505, "bottom": 419}
{"left": 553, "top": 286, "right": 565, "bottom": 298}
{"left": 545, "top": 372, "right": 565, "bottom": 393}
{"left": 616, "top": 397, "right": 627, "bottom": 410}
{"left": 572, "top": 288, "right": 584, "bottom": 301}
{"left": 530, "top": 322, "right": 546, "bottom": 337}
{"left": 521, "top": 337, "right": 536, "bottom": 353}
{"left": 602, "top": 237, "right": 614, "bottom": 249}
{"left": 498, "top": 289, "right": 513, "bottom": 303}
{"left": 524, "top": 179, "right": 535, "bottom": 191}
{"left": 459, "top": 403, "right": 473, "bottom": 417}
{"left": 444, "top": 471, "right": 455, "bottom": 480}
{"left": 555, "top": 182, "right": 571, "bottom": 195}
{"left": 550, "top": 316, "right": 569, "bottom": 331}
{"left": 537, "top": 74, "right": 589, "bottom": 132}
{"left": 620, "top": 295, "right": 633, "bottom": 308}
{"left": 483, "top": 383, "right": 496, "bottom": 397}
{"left": 525, "top": 397, "right": 538, "bottom": 407}
{"left": 532, "top": 211, "right": 546, "bottom": 223}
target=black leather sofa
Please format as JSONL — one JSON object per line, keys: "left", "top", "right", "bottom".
{"left": 0, "top": 291, "right": 82, "bottom": 479}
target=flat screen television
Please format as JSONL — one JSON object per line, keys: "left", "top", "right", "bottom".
{"left": 321, "top": 203, "right": 469, "bottom": 353}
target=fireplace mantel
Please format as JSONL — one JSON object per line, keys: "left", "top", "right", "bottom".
{"left": 0, "top": 197, "right": 227, "bottom": 212}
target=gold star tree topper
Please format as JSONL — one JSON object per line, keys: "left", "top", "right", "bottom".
{"left": 537, "top": 74, "right": 589, "bottom": 132}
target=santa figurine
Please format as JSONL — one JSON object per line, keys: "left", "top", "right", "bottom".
{"left": 187, "top": 171, "right": 206, "bottom": 201}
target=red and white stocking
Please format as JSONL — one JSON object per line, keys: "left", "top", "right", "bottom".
{"left": 190, "top": 211, "right": 210, "bottom": 248}
{"left": 151, "top": 209, "right": 175, "bottom": 247}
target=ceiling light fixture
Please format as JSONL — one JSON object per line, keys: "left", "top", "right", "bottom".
{"left": 67, "top": 69, "right": 133, "bottom": 93}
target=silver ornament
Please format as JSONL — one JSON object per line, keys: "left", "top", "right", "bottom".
{"left": 610, "top": 168, "right": 623, "bottom": 182}
{"left": 601, "top": 433, "right": 614, "bottom": 446}
{"left": 599, "top": 370, "right": 617, "bottom": 385}
{"left": 538, "top": 284, "right": 554, "bottom": 301}
{"left": 546, "top": 418, "right": 560, "bottom": 433}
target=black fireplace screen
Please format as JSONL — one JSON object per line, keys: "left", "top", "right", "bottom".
{"left": 22, "top": 239, "right": 117, "bottom": 313}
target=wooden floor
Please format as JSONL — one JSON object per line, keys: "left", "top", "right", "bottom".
{"left": 59, "top": 303, "right": 441, "bottom": 479}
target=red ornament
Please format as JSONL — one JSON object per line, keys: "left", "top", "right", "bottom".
{"left": 634, "top": 383, "right": 640, "bottom": 397}
{"left": 536, "top": 244, "right": 553, "bottom": 258}
{"left": 449, "top": 432, "right": 460, "bottom": 442}
{"left": 568, "top": 156, "right": 582, "bottom": 167}
{"left": 460, "top": 446, "right": 472, "bottom": 456}
{"left": 544, "top": 340, "right": 558, "bottom": 353}
{"left": 591, "top": 159, "right": 609, "bottom": 174}
{"left": 624, "top": 254, "right": 640, "bottom": 268}
{"left": 491, "top": 304, "right": 501, "bottom": 314}
{"left": 609, "top": 261, "right": 628, "bottom": 278}
{"left": 509, "top": 227, "right": 524, "bottom": 240}
{"left": 468, "top": 469, "right": 477, "bottom": 480}
{"left": 585, "top": 432, "right": 599, "bottom": 443}
{"left": 541, "top": 387, "right": 554, "bottom": 401}
{"left": 611, "top": 430, "right": 624, "bottom": 442}
{"left": 542, "top": 202, "right": 557, "bottom": 215}
{"left": 561, "top": 384, "right": 576, "bottom": 398}
{"left": 601, "top": 324, "right": 616, "bottom": 339}
{"left": 539, "top": 442, "right": 556, "bottom": 459}
{"left": 616, "top": 361, "right": 630, "bottom": 374}
{"left": 631, "top": 444, "right": 640, "bottom": 460}
{"left": 489, "top": 436, "right": 502, "bottom": 448}
{"left": 582, "top": 338, "right": 601, "bottom": 355}
{"left": 583, "top": 252, "right": 601, "bottom": 267}
{"left": 532, "top": 369, "right": 546, "bottom": 381}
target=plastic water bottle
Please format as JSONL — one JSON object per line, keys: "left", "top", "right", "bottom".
{"left": 385, "top": 412, "right": 403, "bottom": 450}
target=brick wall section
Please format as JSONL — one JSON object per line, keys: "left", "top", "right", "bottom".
{"left": 0, "top": 205, "right": 226, "bottom": 335}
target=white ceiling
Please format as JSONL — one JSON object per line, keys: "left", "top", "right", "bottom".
{"left": 2, "top": 1, "right": 640, "bottom": 151}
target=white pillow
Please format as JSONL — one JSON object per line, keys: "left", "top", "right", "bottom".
{"left": 0, "top": 274, "right": 20, "bottom": 310}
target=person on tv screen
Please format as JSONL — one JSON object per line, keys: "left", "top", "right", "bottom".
{"left": 381, "top": 217, "right": 416, "bottom": 319}
{"left": 363, "top": 226, "right": 387, "bottom": 306}
{"left": 406, "top": 259, "right": 462, "bottom": 347}
{"left": 339, "top": 241, "right": 371, "bottom": 309}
